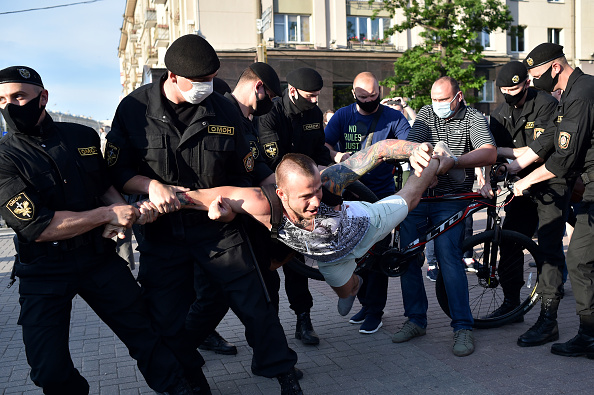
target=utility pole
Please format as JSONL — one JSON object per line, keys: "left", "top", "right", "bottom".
{"left": 255, "top": 0, "right": 267, "bottom": 62}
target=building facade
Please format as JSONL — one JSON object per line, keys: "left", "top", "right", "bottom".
{"left": 118, "top": 0, "right": 594, "bottom": 114}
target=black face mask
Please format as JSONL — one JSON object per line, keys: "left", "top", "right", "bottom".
{"left": 253, "top": 90, "right": 273, "bottom": 116}
{"left": 503, "top": 86, "right": 527, "bottom": 107}
{"left": 533, "top": 64, "right": 559, "bottom": 92}
{"left": 293, "top": 91, "right": 317, "bottom": 112}
{"left": 356, "top": 95, "right": 381, "bottom": 113}
{"left": 0, "top": 91, "right": 45, "bottom": 135}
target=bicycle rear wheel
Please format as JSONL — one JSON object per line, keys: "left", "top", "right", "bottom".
{"left": 435, "top": 229, "right": 541, "bottom": 329}
{"left": 285, "top": 181, "right": 378, "bottom": 281}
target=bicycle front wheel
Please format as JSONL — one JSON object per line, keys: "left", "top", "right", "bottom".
{"left": 435, "top": 230, "right": 541, "bottom": 329}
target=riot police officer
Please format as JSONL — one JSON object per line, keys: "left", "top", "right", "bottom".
{"left": 481, "top": 61, "right": 572, "bottom": 350}
{"left": 0, "top": 66, "right": 196, "bottom": 394}
{"left": 106, "top": 35, "right": 300, "bottom": 393}
{"left": 511, "top": 43, "right": 594, "bottom": 358}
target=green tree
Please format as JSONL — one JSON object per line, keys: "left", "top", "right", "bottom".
{"left": 372, "top": 0, "right": 513, "bottom": 109}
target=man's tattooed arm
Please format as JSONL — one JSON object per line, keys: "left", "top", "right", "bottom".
{"left": 320, "top": 140, "right": 432, "bottom": 195}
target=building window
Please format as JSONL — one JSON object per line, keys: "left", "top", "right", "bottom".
{"left": 478, "top": 80, "right": 495, "bottom": 103}
{"left": 274, "top": 14, "right": 310, "bottom": 43}
{"left": 509, "top": 26, "right": 525, "bottom": 52}
{"left": 548, "top": 28, "right": 562, "bottom": 44}
{"left": 478, "top": 31, "right": 492, "bottom": 50}
{"left": 333, "top": 83, "right": 354, "bottom": 110}
{"left": 347, "top": 16, "right": 391, "bottom": 42}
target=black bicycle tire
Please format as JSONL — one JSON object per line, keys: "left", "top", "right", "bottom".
{"left": 435, "top": 229, "right": 541, "bottom": 329}
{"left": 285, "top": 181, "right": 379, "bottom": 281}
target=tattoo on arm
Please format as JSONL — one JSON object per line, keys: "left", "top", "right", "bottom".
{"left": 320, "top": 140, "right": 420, "bottom": 195}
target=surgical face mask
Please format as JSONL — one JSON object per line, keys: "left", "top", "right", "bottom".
{"left": 0, "top": 91, "right": 45, "bottom": 135}
{"left": 253, "top": 89, "right": 273, "bottom": 116}
{"left": 533, "top": 64, "right": 559, "bottom": 92}
{"left": 176, "top": 79, "right": 213, "bottom": 104}
{"left": 356, "top": 95, "right": 381, "bottom": 113}
{"left": 293, "top": 91, "right": 317, "bottom": 112}
{"left": 432, "top": 91, "right": 460, "bottom": 119}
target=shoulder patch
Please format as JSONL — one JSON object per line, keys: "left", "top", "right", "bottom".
{"left": 525, "top": 121, "right": 534, "bottom": 129}
{"left": 78, "top": 146, "right": 99, "bottom": 156}
{"left": 243, "top": 152, "right": 254, "bottom": 172}
{"left": 533, "top": 128, "right": 544, "bottom": 140}
{"left": 558, "top": 131, "right": 571, "bottom": 149}
{"left": 208, "top": 125, "right": 235, "bottom": 135}
{"left": 303, "top": 123, "right": 321, "bottom": 131}
{"left": 105, "top": 142, "right": 120, "bottom": 167}
{"left": 249, "top": 140, "right": 260, "bottom": 160}
{"left": 263, "top": 142, "right": 278, "bottom": 159}
{"left": 6, "top": 192, "right": 34, "bottom": 221}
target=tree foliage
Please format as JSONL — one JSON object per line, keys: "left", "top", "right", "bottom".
{"left": 372, "top": 0, "right": 513, "bottom": 109}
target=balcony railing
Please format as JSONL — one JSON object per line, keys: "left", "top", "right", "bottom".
{"left": 347, "top": 39, "right": 397, "bottom": 51}
{"left": 346, "top": 0, "right": 384, "bottom": 11}
{"left": 154, "top": 25, "right": 169, "bottom": 47}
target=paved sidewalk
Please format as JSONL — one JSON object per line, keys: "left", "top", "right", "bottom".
{"left": 0, "top": 224, "right": 592, "bottom": 395}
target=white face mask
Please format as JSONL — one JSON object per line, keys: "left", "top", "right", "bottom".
{"left": 176, "top": 79, "right": 213, "bottom": 104}
{"left": 432, "top": 91, "right": 460, "bottom": 119}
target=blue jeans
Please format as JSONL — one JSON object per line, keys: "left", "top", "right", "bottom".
{"left": 399, "top": 199, "right": 473, "bottom": 331}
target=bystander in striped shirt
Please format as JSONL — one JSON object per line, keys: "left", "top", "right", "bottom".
{"left": 407, "top": 104, "right": 495, "bottom": 194}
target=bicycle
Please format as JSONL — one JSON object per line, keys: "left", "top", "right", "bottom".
{"left": 287, "top": 164, "right": 543, "bottom": 328}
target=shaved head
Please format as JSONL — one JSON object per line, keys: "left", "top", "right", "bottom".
{"left": 353, "top": 72, "right": 378, "bottom": 89}
{"left": 275, "top": 153, "right": 318, "bottom": 192}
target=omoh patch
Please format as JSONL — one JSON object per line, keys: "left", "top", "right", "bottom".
{"left": 6, "top": 192, "right": 34, "bottom": 221}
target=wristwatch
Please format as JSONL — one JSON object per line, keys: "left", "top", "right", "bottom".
{"left": 402, "top": 103, "right": 408, "bottom": 108}
{"left": 452, "top": 156, "right": 459, "bottom": 168}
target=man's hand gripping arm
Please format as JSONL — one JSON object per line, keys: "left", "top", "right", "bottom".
{"left": 320, "top": 140, "right": 433, "bottom": 195}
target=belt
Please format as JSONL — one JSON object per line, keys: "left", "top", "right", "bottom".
{"left": 581, "top": 171, "right": 594, "bottom": 185}
{"left": 18, "top": 229, "right": 105, "bottom": 262}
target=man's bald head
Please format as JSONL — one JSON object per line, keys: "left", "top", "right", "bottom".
{"left": 353, "top": 72, "right": 378, "bottom": 90}
{"left": 352, "top": 72, "right": 381, "bottom": 114}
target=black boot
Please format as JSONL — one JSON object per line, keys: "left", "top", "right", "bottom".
{"left": 198, "top": 330, "right": 237, "bottom": 355}
{"left": 551, "top": 315, "right": 594, "bottom": 359}
{"left": 295, "top": 312, "right": 320, "bottom": 345}
{"left": 186, "top": 369, "right": 212, "bottom": 395}
{"left": 159, "top": 377, "right": 195, "bottom": 395}
{"left": 277, "top": 369, "right": 304, "bottom": 395}
{"left": 517, "top": 298, "right": 559, "bottom": 347}
{"left": 483, "top": 298, "right": 523, "bottom": 323}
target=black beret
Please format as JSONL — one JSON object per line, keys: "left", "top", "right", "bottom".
{"left": 249, "top": 62, "right": 282, "bottom": 97}
{"left": 0, "top": 66, "right": 44, "bottom": 88}
{"left": 524, "top": 43, "right": 564, "bottom": 69}
{"left": 164, "top": 34, "right": 220, "bottom": 78}
{"left": 286, "top": 67, "right": 323, "bottom": 92}
{"left": 213, "top": 77, "right": 231, "bottom": 95}
{"left": 496, "top": 61, "right": 528, "bottom": 87}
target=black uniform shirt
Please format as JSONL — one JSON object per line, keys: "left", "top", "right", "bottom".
{"left": 107, "top": 74, "right": 255, "bottom": 191}
{"left": 529, "top": 68, "right": 594, "bottom": 200}
{"left": 257, "top": 89, "right": 333, "bottom": 170}
{"left": 490, "top": 88, "right": 558, "bottom": 177}
{"left": 0, "top": 116, "right": 110, "bottom": 243}
{"left": 223, "top": 92, "right": 274, "bottom": 184}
